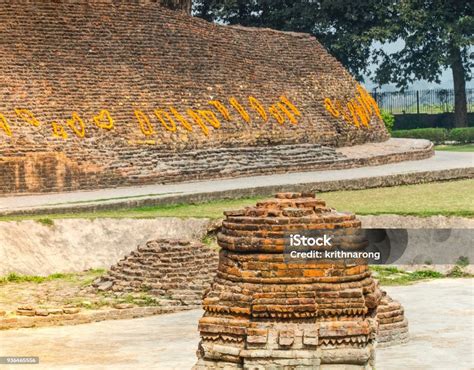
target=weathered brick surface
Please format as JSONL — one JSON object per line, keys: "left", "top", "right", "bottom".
{"left": 0, "top": 305, "right": 182, "bottom": 331}
{"left": 376, "top": 291, "right": 409, "bottom": 347}
{"left": 194, "top": 193, "right": 382, "bottom": 369}
{"left": 94, "top": 238, "right": 219, "bottom": 306}
{"left": 0, "top": 1, "right": 390, "bottom": 195}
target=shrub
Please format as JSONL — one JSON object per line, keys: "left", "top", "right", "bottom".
{"left": 381, "top": 110, "right": 395, "bottom": 133}
{"left": 409, "top": 270, "right": 443, "bottom": 279}
{"left": 446, "top": 266, "right": 470, "bottom": 278}
{"left": 391, "top": 128, "right": 448, "bottom": 143}
{"left": 36, "top": 218, "right": 54, "bottom": 226}
{"left": 448, "top": 128, "right": 474, "bottom": 144}
{"left": 456, "top": 256, "right": 469, "bottom": 267}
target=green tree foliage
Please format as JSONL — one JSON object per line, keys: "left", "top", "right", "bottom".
{"left": 162, "top": 0, "right": 193, "bottom": 13}
{"left": 373, "top": 0, "right": 473, "bottom": 127}
{"left": 380, "top": 110, "right": 395, "bottom": 133}
{"left": 193, "top": 0, "right": 393, "bottom": 81}
{"left": 193, "top": 0, "right": 473, "bottom": 127}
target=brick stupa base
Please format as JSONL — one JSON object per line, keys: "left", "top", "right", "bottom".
{"left": 94, "top": 239, "right": 218, "bottom": 307}
{"left": 194, "top": 193, "right": 383, "bottom": 369}
{"left": 376, "top": 291, "right": 409, "bottom": 347}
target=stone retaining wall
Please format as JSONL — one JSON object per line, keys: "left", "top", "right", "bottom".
{"left": 0, "top": 218, "right": 213, "bottom": 276}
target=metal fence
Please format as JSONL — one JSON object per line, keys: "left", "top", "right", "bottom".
{"left": 371, "top": 88, "right": 474, "bottom": 114}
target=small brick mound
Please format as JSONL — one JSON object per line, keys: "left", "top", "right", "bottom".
{"left": 94, "top": 239, "right": 219, "bottom": 307}
{"left": 376, "top": 291, "right": 409, "bottom": 347}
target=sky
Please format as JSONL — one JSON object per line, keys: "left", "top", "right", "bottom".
{"left": 364, "top": 68, "right": 455, "bottom": 92}
{"left": 363, "top": 40, "right": 474, "bottom": 92}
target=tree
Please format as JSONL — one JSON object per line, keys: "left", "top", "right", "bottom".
{"left": 193, "top": 0, "right": 393, "bottom": 81}
{"left": 373, "top": 0, "right": 473, "bottom": 127}
{"left": 193, "top": 0, "right": 473, "bottom": 127}
{"left": 161, "top": 0, "right": 192, "bottom": 14}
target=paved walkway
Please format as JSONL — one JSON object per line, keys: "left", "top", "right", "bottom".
{"left": 0, "top": 279, "right": 472, "bottom": 369}
{"left": 0, "top": 151, "right": 472, "bottom": 215}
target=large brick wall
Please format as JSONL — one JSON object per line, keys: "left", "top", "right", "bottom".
{"left": 0, "top": 1, "right": 389, "bottom": 194}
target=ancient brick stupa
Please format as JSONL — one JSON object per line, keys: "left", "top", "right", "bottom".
{"left": 0, "top": 0, "right": 404, "bottom": 196}
{"left": 94, "top": 239, "right": 219, "bottom": 307}
{"left": 194, "top": 193, "right": 383, "bottom": 369}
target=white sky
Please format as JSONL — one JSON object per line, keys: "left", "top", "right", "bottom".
{"left": 363, "top": 40, "right": 474, "bottom": 92}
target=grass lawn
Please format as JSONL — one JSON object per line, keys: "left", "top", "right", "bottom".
{"left": 369, "top": 266, "right": 471, "bottom": 285}
{"left": 0, "top": 269, "right": 105, "bottom": 285}
{"left": 321, "top": 179, "right": 473, "bottom": 217}
{"left": 435, "top": 144, "right": 474, "bottom": 152}
{"left": 1, "top": 179, "right": 473, "bottom": 222}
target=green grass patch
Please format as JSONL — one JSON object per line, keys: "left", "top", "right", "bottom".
{"left": 118, "top": 293, "right": 161, "bottom": 307}
{"left": 36, "top": 218, "right": 55, "bottom": 226}
{"left": 435, "top": 144, "right": 474, "bottom": 152}
{"left": 370, "top": 265, "right": 473, "bottom": 285}
{"left": 0, "top": 196, "right": 265, "bottom": 221}
{"left": 0, "top": 269, "right": 106, "bottom": 285}
{"left": 1, "top": 180, "right": 473, "bottom": 221}
{"left": 320, "top": 179, "right": 474, "bottom": 217}
{"left": 0, "top": 272, "right": 74, "bottom": 284}
{"left": 446, "top": 265, "right": 472, "bottom": 278}
{"left": 370, "top": 266, "right": 445, "bottom": 286}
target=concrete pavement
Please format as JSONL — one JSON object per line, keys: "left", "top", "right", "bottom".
{"left": 0, "top": 279, "right": 472, "bottom": 369}
{"left": 0, "top": 151, "right": 472, "bottom": 216}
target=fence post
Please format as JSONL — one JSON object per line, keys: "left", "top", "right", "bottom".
{"left": 416, "top": 90, "right": 420, "bottom": 114}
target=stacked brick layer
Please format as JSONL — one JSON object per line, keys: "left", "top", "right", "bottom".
{"left": 0, "top": 144, "right": 346, "bottom": 195}
{"left": 376, "top": 292, "right": 409, "bottom": 347}
{"left": 0, "top": 1, "right": 389, "bottom": 195}
{"left": 95, "top": 239, "right": 219, "bottom": 306}
{"left": 194, "top": 193, "right": 383, "bottom": 369}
